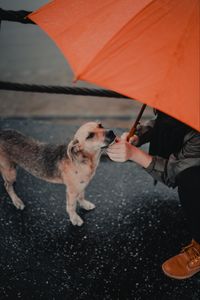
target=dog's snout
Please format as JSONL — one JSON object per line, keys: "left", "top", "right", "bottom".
{"left": 106, "top": 130, "right": 116, "bottom": 142}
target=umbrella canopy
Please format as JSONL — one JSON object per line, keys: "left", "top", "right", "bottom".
{"left": 28, "top": 0, "right": 200, "bottom": 131}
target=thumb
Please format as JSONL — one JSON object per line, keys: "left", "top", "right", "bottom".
{"left": 129, "top": 135, "right": 139, "bottom": 145}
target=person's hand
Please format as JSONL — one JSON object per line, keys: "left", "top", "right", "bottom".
{"left": 107, "top": 137, "right": 136, "bottom": 162}
{"left": 120, "top": 132, "right": 139, "bottom": 145}
{"left": 107, "top": 133, "right": 153, "bottom": 168}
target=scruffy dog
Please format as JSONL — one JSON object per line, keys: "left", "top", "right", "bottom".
{"left": 0, "top": 122, "right": 116, "bottom": 226}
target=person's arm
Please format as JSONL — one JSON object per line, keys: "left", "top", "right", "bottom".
{"left": 139, "top": 130, "right": 200, "bottom": 187}
{"left": 107, "top": 138, "right": 153, "bottom": 167}
{"left": 107, "top": 130, "right": 200, "bottom": 188}
{"left": 163, "top": 130, "right": 200, "bottom": 186}
{"left": 107, "top": 139, "right": 171, "bottom": 186}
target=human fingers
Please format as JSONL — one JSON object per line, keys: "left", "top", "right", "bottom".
{"left": 108, "top": 140, "right": 126, "bottom": 150}
{"left": 121, "top": 132, "right": 139, "bottom": 145}
{"left": 106, "top": 147, "right": 123, "bottom": 155}
{"left": 129, "top": 135, "right": 139, "bottom": 145}
{"left": 107, "top": 152, "right": 127, "bottom": 162}
{"left": 107, "top": 143, "right": 129, "bottom": 161}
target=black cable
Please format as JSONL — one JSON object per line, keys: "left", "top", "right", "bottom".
{"left": 0, "top": 8, "right": 34, "bottom": 24}
{"left": 0, "top": 81, "right": 131, "bottom": 99}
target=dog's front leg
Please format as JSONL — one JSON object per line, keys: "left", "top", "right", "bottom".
{"left": 66, "top": 190, "right": 83, "bottom": 226}
{"left": 78, "top": 191, "right": 95, "bottom": 211}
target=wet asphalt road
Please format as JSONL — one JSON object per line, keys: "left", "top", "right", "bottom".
{"left": 0, "top": 119, "right": 200, "bottom": 300}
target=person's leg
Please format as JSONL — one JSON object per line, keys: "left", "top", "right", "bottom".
{"left": 162, "top": 167, "right": 200, "bottom": 279}
{"left": 177, "top": 166, "right": 200, "bottom": 243}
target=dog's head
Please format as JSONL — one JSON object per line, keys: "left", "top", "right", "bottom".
{"left": 67, "top": 122, "right": 116, "bottom": 161}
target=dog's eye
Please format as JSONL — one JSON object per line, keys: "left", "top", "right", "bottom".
{"left": 86, "top": 132, "right": 95, "bottom": 139}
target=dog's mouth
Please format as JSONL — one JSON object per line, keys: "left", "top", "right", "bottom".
{"left": 101, "top": 130, "right": 116, "bottom": 149}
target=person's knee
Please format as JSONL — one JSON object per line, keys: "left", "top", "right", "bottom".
{"left": 177, "top": 166, "right": 200, "bottom": 190}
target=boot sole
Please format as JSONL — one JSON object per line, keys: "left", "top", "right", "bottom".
{"left": 162, "top": 264, "right": 200, "bottom": 280}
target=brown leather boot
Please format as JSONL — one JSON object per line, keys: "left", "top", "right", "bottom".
{"left": 162, "top": 240, "right": 200, "bottom": 279}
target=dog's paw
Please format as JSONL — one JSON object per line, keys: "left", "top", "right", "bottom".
{"left": 70, "top": 214, "right": 84, "bottom": 226}
{"left": 13, "top": 197, "right": 25, "bottom": 210}
{"left": 80, "top": 200, "right": 95, "bottom": 211}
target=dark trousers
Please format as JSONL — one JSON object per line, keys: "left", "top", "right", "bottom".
{"left": 177, "top": 166, "right": 200, "bottom": 244}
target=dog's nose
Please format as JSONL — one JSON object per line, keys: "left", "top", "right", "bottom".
{"left": 106, "top": 130, "right": 116, "bottom": 142}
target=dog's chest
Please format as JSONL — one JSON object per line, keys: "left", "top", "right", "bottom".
{"left": 77, "top": 161, "right": 95, "bottom": 179}
{"left": 72, "top": 160, "right": 97, "bottom": 186}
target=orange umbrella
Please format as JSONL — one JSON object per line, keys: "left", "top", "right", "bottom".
{"left": 28, "top": 0, "right": 200, "bottom": 132}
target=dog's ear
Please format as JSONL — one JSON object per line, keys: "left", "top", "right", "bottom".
{"left": 67, "top": 139, "right": 81, "bottom": 161}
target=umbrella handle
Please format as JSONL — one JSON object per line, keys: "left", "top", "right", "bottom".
{"left": 127, "top": 104, "right": 147, "bottom": 141}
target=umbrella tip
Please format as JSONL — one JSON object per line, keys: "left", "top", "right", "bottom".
{"left": 73, "top": 75, "right": 80, "bottom": 84}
